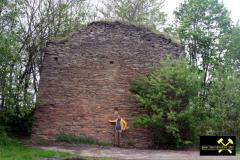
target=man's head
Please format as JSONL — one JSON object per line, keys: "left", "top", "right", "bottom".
{"left": 114, "top": 107, "right": 119, "bottom": 117}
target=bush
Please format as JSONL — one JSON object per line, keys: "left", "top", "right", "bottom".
{"left": 0, "top": 131, "right": 19, "bottom": 146}
{"left": 207, "top": 64, "right": 240, "bottom": 139}
{"left": 0, "top": 108, "right": 34, "bottom": 137}
{"left": 131, "top": 57, "right": 201, "bottom": 147}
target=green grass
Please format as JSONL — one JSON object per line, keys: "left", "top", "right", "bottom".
{"left": 0, "top": 141, "right": 75, "bottom": 160}
{"left": 55, "top": 134, "right": 111, "bottom": 146}
{"left": 0, "top": 135, "right": 111, "bottom": 160}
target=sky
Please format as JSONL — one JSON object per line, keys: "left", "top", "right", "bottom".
{"left": 92, "top": 0, "right": 240, "bottom": 24}
{"left": 163, "top": 0, "right": 239, "bottom": 23}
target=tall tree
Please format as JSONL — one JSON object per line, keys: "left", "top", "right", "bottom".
{"left": 174, "top": 0, "right": 231, "bottom": 103}
{"left": 0, "top": 0, "right": 91, "bottom": 134}
{"left": 99, "top": 0, "right": 166, "bottom": 30}
{"left": 0, "top": 0, "right": 21, "bottom": 110}
{"left": 220, "top": 24, "right": 240, "bottom": 67}
{"left": 16, "top": 0, "right": 91, "bottom": 93}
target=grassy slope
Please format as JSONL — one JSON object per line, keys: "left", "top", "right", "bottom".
{"left": 0, "top": 142, "right": 75, "bottom": 160}
{"left": 0, "top": 136, "right": 111, "bottom": 160}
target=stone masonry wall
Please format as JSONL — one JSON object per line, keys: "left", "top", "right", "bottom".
{"left": 31, "top": 21, "right": 183, "bottom": 148}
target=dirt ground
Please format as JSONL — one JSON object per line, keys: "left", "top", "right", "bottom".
{"left": 35, "top": 145, "right": 240, "bottom": 160}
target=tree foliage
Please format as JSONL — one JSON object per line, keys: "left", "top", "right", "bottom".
{"left": 174, "top": 0, "right": 233, "bottom": 110}
{"left": 131, "top": 57, "right": 201, "bottom": 147}
{"left": 220, "top": 24, "right": 240, "bottom": 66}
{"left": 99, "top": 0, "right": 166, "bottom": 30}
{"left": 174, "top": 0, "right": 231, "bottom": 66}
{"left": 207, "top": 64, "right": 240, "bottom": 136}
{"left": 131, "top": 56, "right": 240, "bottom": 147}
{"left": 0, "top": 0, "right": 91, "bottom": 136}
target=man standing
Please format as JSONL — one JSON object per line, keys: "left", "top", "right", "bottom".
{"left": 109, "top": 107, "right": 127, "bottom": 146}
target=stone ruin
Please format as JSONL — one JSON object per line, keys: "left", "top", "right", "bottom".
{"left": 31, "top": 21, "right": 183, "bottom": 147}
